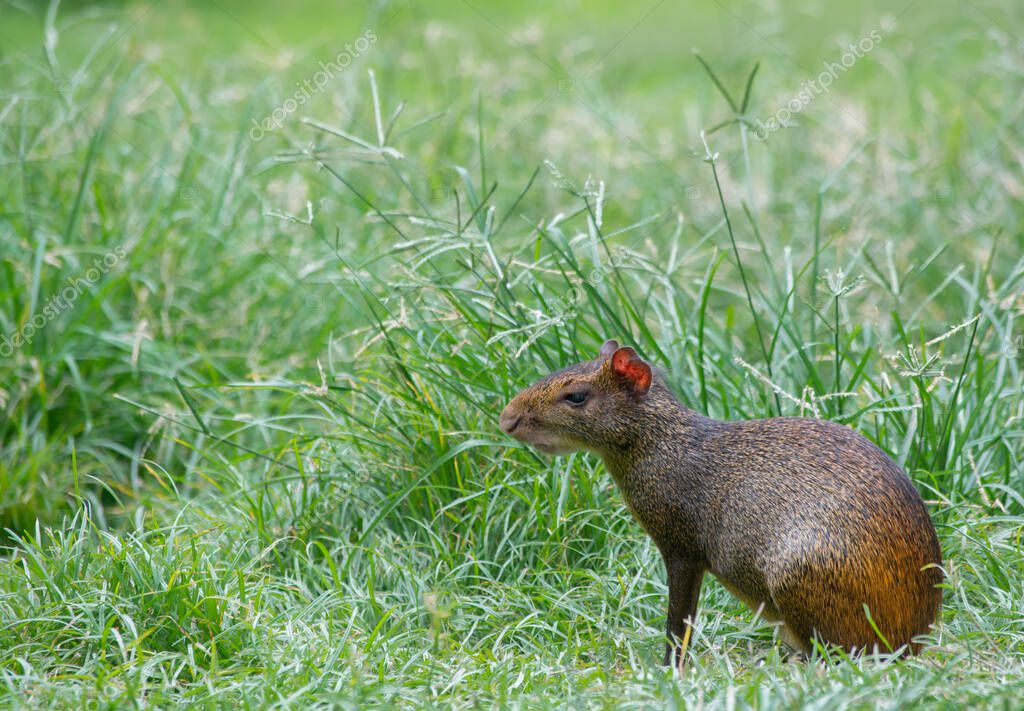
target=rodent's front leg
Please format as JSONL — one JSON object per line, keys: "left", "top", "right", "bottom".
{"left": 663, "top": 556, "right": 705, "bottom": 672}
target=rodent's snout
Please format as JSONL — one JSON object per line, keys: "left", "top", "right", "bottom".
{"left": 499, "top": 405, "right": 522, "bottom": 435}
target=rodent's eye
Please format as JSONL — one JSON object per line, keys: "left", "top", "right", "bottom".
{"left": 563, "top": 390, "right": 589, "bottom": 406}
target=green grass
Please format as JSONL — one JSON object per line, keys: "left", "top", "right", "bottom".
{"left": 1, "top": 0, "right": 1023, "bottom": 707}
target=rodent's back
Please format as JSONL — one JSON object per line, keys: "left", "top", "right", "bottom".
{"left": 698, "top": 417, "right": 936, "bottom": 555}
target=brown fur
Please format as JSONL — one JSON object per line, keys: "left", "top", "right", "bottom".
{"left": 499, "top": 340, "right": 943, "bottom": 668}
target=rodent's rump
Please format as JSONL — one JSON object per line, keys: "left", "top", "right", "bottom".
{"left": 500, "top": 339, "right": 942, "bottom": 665}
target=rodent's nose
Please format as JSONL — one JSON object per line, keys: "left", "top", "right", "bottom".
{"left": 499, "top": 407, "right": 521, "bottom": 434}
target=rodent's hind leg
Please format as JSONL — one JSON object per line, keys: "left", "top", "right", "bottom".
{"left": 776, "top": 621, "right": 811, "bottom": 655}
{"left": 716, "top": 578, "right": 812, "bottom": 654}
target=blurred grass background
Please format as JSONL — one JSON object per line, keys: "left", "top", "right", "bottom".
{"left": 1, "top": 0, "right": 1023, "bottom": 707}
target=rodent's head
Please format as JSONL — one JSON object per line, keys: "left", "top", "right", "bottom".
{"left": 499, "top": 339, "right": 654, "bottom": 456}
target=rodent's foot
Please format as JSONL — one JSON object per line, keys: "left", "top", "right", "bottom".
{"left": 663, "top": 644, "right": 687, "bottom": 673}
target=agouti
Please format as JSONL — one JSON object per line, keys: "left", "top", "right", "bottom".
{"left": 499, "top": 339, "right": 943, "bottom": 669}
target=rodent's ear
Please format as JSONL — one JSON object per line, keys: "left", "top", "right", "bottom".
{"left": 599, "top": 339, "right": 620, "bottom": 360}
{"left": 610, "top": 346, "right": 652, "bottom": 396}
